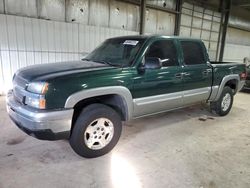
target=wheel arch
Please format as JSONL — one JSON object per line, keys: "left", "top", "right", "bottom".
{"left": 65, "top": 86, "right": 133, "bottom": 126}
{"left": 214, "top": 74, "right": 240, "bottom": 101}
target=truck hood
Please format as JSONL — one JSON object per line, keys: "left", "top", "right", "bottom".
{"left": 15, "top": 60, "right": 113, "bottom": 82}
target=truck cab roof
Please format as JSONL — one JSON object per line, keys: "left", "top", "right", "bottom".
{"left": 110, "top": 35, "right": 203, "bottom": 42}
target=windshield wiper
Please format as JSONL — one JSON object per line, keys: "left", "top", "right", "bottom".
{"left": 81, "top": 58, "right": 90, "bottom": 61}
{"left": 93, "top": 60, "right": 119, "bottom": 67}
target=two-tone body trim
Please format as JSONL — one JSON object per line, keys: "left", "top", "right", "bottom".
{"left": 65, "top": 86, "right": 213, "bottom": 120}
{"left": 211, "top": 63, "right": 243, "bottom": 67}
{"left": 133, "top": 91, "right": 182, "bottom": 117}
{"left": 65, "top": 86, "right": 133, "bottom": 120}
{"left": 133, "top": 87, "right": 211, "bottom": 117}
{"left": 208, "top": 86, "right": 219, "bottom": 101}
{"left": 63, "top": 75, "right": 243, "bottom": 121}
{"left": 211, "top": 74, "right": 240, "bottom": 101}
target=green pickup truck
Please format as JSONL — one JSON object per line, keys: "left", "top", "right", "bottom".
{"left": 7, "top": 35, "right": 246, "bottom": 158}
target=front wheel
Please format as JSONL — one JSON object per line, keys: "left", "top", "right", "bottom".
{"left": 210, "top": 86, "right": 234, "bottom": 116}
{"left": 70, "top": 104, "right": 122, "bottom": 158}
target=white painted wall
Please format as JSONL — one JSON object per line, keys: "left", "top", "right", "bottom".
{"left": 224, "top": 44, "right": 250, "bottom": 63}
{"left": 0, "top": 14, "right": 138, "bottom": 94}
{"left": 0, "top": 0, "right": 177, "bottom": 95}
{"left": 224, "top": 27, "right": 250, "bottom": 63}
{"left": 179, "top": 2, "right": 221, "bottom": 61}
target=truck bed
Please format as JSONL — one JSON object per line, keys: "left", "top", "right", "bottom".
{"left": 210, "top": 61, "right": 244, "bottom": 66}
{"left": 210, "top": 61, "right": 246, "bottom": 88}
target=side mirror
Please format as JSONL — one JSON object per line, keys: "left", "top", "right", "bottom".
{"left": 145, "top": 57, "right": 162, "bottom": 69}
{"left": 143, "top": 57, "right": 162, "bottom": 70}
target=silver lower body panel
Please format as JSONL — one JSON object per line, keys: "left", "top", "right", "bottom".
{"left": 6, "top": 90, "right": 73, "bottom": 140}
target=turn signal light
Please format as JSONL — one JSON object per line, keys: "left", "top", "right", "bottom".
{"left": 240, "top": 72, "right": 247, "bottom": 80}
{"left": 39, "top": 98, "right": 46, "bottom": 109}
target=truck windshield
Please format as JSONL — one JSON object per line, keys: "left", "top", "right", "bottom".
{"left": 83, "top": 38, "right": 145, "bottom": 67}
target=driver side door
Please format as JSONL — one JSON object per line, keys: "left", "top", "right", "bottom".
{"left": 132, "top": 39, "right": 183, "bottom": 117}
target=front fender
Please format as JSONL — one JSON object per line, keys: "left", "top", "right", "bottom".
{"left": 64, "top": 86, "right": 133, "bottom": 120}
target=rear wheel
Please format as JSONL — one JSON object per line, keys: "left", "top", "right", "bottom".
{"left": 210, "top": 86, "right": 233, "bottom": 116}
{"left": 70, "top": 103, "right": 122, "bottom": 158}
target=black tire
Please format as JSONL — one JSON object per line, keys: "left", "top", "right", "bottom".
{"left": 210, "top": 86, "right": 234, "bottom": 116}
{"left": 70, "top": 103, "right": 122, "bottom": 158}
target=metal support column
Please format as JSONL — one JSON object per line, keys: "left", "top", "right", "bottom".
{"left": 216, "top": 0, "right": 224, "bottom": 60}
{"left": 219, "top": 0, "right": 232, "bottom": 61}
{"left": 174, "top": 0, "right": 182, "bottom": 36}
{"left": 139, "top": 0, "right": 146, "bottom": 35}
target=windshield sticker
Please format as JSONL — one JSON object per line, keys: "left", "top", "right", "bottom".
{"left": 123, "top": 40, "right": 139, "bottom": 46}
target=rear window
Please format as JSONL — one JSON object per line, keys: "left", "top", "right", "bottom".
{"left": 180, "top": 41, "right": 206, "bottom": 65}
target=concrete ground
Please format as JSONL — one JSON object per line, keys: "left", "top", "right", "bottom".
{"left": 0, "top": 92, "right": 249, "bottom": 188}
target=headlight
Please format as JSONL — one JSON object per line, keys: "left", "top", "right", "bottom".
{"left": 26, "top": 82, "right": 49, "bottom": 94}
{"left": 25, "top": 94, "right": 46, "bottom": 109}
{"left": 25, "top": 82, "right": 48, "bottom": 109}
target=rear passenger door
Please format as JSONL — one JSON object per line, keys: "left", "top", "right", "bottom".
{"left": 179, "top": 40, "right": 212, "bottom": 105}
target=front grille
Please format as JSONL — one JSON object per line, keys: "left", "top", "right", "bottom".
{"left": 12, "top": 75, "right": 28, "bottom": 104}
{"left": 13, "top": 86, "right": 24, "bottom": 104}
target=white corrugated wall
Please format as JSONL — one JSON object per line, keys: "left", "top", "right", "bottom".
{"left": 0, "top": 0, "right": 178, "bottom": 95}
{"left": 179, "top": 2, "right": 221, "bottom": 61}
{"left": 0, "top": 14, "right": 138, "bottom": 94}
{"left": 224, "top": 27, "right": 250, "bottom": 62}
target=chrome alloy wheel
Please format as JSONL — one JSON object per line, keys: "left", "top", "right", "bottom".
{"left": 84, "top": 118, "right": 114, "bottom": 150}
{"left": 221, "top": 93, "right": 231, "bottom": 112}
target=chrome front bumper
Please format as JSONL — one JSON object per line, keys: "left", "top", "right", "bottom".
{"left": 6, "top": 90, "right": 74, "bottom": 140}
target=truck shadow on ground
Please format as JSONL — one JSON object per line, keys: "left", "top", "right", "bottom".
{"left": 240, "top": 89, "right": 250, "bottom": 94}
{"left": 6, "top": 135, "right": 27, "bottom": 145}
{"left": 121, "top": 103, "right": 218, "bottom": 141}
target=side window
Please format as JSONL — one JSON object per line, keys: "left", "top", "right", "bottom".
{"left": 145, "top": 40, "right": 178, "bottom": 67}
{"left": 180, "top": 41, "right": 206, "bottom": 65}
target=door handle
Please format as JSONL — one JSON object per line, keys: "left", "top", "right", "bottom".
{"left": 203, "top": 70, "right": 208, "bottom": 74}
{"left": 175, "top": 73, "right": 182, "bottom": 79}
{"left": 182, "top": 72, "right": 190, "bottom": 76}
{"left": 203, "top": 69, "right": 212, "bottom": 75}
{"left": 207, "top": 69, "right": 212, "bottom": 72}
{"left": 175, "top": 72, "right": 190, "bottom": 79}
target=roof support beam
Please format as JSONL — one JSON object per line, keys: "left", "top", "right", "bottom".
{"left": 139, "top": 0, "right": 146, "bottom": 35}
{"left": 233, "top": 0, "right": 250, "bottom": 7}
{"left": 219, "top": 0, "right": 232, "bottom": 61}
{"left": 117, "top": 0, "right": 179, "bottom": 14}
{"left": 174, "top": 0, "right": 183, "bottom": 36}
